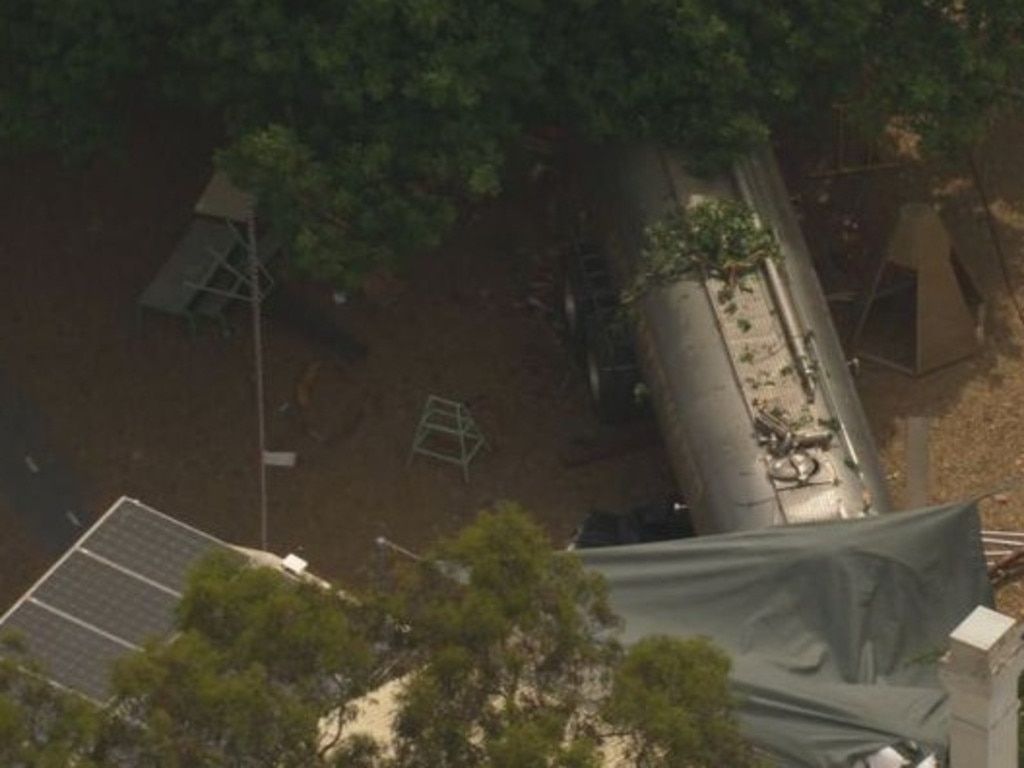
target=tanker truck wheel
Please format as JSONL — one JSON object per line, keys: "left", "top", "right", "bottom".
{"left": 562, "top": 257, "right": 587, "bottom": 354}
{"left": 584, "top": 312, "right": 642, "bottom": 423}
{"left": 561, "top": 243, "right": 615, "bottom": 359}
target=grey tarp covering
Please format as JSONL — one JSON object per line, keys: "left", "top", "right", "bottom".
{"left": 578, "top": 501, "right": 994, "bottom": 767}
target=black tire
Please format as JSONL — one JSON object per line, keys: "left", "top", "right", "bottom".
{"left": 561, "top": 241, "right": 615, "bottom": 358}
{"left": 561, "top": 255, "right": 588, "bottom": 353}
{"left": 584, "top": 312, "right": 642, "bottom": 423}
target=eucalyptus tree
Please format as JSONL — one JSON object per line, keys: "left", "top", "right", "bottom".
{"left": 2, "top": 1, "right": 1021, "bottom": 285}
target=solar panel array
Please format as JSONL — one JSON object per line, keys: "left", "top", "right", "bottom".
{"left": 0, "top": 496, "right": 231, "bottom": 703}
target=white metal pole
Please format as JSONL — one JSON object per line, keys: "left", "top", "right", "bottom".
{"left": 248, "top": 205, "right": 269, "bottom": 550}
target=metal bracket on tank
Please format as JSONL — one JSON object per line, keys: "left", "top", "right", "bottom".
{"left": 765, "top": 450, "right": 839, "bottom": 490}
{"left": 767, "top": 452, "right": 819, "bottom": 484}
{"left": 754, "top": 408, "right": 833, "bottom": 458}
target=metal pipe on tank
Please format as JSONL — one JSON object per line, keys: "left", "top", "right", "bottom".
{"left": 762, "top": 239, "right": 870, "bottom": 498}
{"left": 762, "top": 254, "right": 817, "bottom": 402}
{"left": 733, "top": 167, "right": 818, "bottom": 403}
{"left": 803, "top": 329, "right": 868, "bottom": 501}
{"left": 734, "top": 164, "right": 871, "bottom": 502}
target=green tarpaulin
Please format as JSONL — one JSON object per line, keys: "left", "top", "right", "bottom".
{"left": 579, "top": 501, "right": 994, "bottom": 767}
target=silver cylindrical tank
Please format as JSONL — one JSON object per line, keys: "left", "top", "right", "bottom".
{"left": 577, "top": 143, "right": 891, "bottom": 535}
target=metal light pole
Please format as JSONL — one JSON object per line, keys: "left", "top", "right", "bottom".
{"left": 248, "top": 203, "right": 269, "bottom": 550}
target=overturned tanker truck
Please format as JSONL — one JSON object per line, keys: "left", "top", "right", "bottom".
{"left": 562, "top": 144, "right": 892, "bottom": 535}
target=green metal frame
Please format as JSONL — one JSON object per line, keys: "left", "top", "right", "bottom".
{"left": 407, "top": 395, "right": 489, "bottom": 482}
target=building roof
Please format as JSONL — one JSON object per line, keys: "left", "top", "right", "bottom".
{"left": 0, "top": 496, "right": 231, "bottom": 703}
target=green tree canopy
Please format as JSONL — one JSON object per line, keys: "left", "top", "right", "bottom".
{"left": 376, "top": 503, "right": 622, "bottom": 766}
{"left": 604, "top": 635, "right": 756, "bottom": 767}
{"left": 102, "top": 549, "right": 380, "bottom": 766}
{"left": 373, "top": 503, "right": 761, "bottom": 767}
{"left": 0, "top": 637, "right": 100, "bottom": 768}
{"left": 0, "top": 507, "right": 757, "bottom": 766}
{"left": 2, "top": 1, "right": 1022, "bottom": 284}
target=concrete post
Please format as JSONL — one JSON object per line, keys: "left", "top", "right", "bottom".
{"left": 940, "top": 605, "right": 1024, "bottom": 768}
{"left": 905, "top": 416, "right": 931, "bottom": 509}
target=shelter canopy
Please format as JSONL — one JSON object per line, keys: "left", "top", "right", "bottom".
{"left": 580, "top": 501, "right": 993, "bottom": 767}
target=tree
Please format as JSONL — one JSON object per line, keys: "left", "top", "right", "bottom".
{"left": 847, "top": 1, "right": 1024, "bottom": 153}
{"left": 0, "top": 0, "right": 161, "bottom": 154}
{"left": 100, "top": 549, "right": 381, "bottom": 766}
{"left": 604, "top": 636, "right": 757, "bottom": 767}
{"left": 2, "top": 1, "right": 1022, "bottom": 284}
{"left": 0, "top": 507, "right": 755, "bottom": 766}
{"left": 0, "top": 636, "right": 100, "bottom": 767}
{"left": 66, "top": 507, "right": 757, "bottom": 767}
{"left": 365, "top": 502, "right": 760, "bottom": 767}
{"left": 375, "top": 503, "right": 622, "bottom": 767}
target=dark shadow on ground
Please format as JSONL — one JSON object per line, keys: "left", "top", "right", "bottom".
{"left": 263, "top": 284, "right": 368, "bottom": 362}
{"left": 0, "top": 371, "right": 89, "bottom": 552}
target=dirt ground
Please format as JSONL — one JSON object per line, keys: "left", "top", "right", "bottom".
{"left": 4, "top": 109, "right": 1024, "bottom": 617}
{"left": 0, "top": 109, "right": 674, "bottom": 607}
{"left": 782, "top": 113, "right": 1024, "bottom": 614}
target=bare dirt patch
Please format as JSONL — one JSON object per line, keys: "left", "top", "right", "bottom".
{"left": 5, "top": 108, "right": 1024, "bottom": 620}
{"left": 0, "top": 110, "right": 674, "bottom": 607}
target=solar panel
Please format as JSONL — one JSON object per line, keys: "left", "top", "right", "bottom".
{"left": 34, "top": 551, "right": 179, "bottom": 645}
{"left": 0, "top": 497, "right": 232, "bottom": 703}
{"left": 82, "top": 499, "right": 224, "bottom": 588}
{"left": 2, "top": 600, "right": 130, "bottom": 703}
